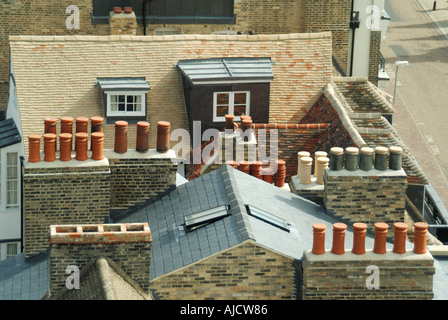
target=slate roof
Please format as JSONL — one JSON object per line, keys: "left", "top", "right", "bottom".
{"left": 114, "top": 165, "right": 387, "bottom": 280}
{"left": 0, "top": 118, "right": 21, "bottom": 149}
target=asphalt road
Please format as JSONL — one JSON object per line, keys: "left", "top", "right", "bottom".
{"left": 381, "top": 0, "right": 448, "bottom": 207}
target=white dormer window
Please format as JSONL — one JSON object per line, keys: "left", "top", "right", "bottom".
{"left": 107, "top": 91, "right": 145, "bottom": 117}
{"left": 98, "top": 77, "right": 150, "bottom": 123}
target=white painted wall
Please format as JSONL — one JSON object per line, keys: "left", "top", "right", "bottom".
{"left": 350, "top": 0, "right": 387, "bottom": 78}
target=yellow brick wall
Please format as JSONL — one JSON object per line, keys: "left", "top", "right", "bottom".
{"left": 10, "top": 33, "right": 332, "bottom": 155}
{"left": 150, "top": 241, "right": 297, "bottom": 300}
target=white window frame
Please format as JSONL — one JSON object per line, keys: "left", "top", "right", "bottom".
{"left": 6, "top": 152, "right": 19, "bottom": 207}
{"left": 106, "top": 91, "right": 146, "bottom": 118}
{"left": 213, "top": 91, "right": 250, "bottom": 122}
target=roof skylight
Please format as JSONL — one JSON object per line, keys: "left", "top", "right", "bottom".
{"left": 245, "top": 205, "right": 291, "bottom": 232}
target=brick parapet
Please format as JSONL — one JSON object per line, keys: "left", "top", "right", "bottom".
{"left": 49, "top": 222, "right": 151, "bottom": 297}
{"left": 302, "top": 249, "right": 435, "bottom": 300}
{"left": 150, "top": 241, "right": 296, "bottom": 300}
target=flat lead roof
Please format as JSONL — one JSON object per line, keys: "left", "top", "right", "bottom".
{"left": 177, "top": 57, "right": 274, "bottom": 83}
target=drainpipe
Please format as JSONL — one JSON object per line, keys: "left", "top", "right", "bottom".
{"left": 349, "top": 0, "right": 360, "bottom": 76}
{"left": 143, "top": 0, "right": 151, "bottom": 35}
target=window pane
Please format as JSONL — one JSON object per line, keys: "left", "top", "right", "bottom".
{"left": 216, "top": 105, "right": 229, "bottom": 117}
{"left": 6, "top": 243, "right": 17, "bottom": 258}
{"left": 234, "top": 92, "right": 247, "bottom": 105}
{"left": 7, "top": 181, "right": 18, "bottom": 205}
{"left": 234, "top": 105, "right": 247, "bottom": 117}
{"left": 217, "top": 93, "right": 229, "bottom": 105}
{"left": 135, "top": 95, "right": 142, "bottom": 112}
{"left": 110, "top": 95, "right": 118, "bottom": 112}
{"left": 118, "top": 95, "right": 126, "bottom": 111}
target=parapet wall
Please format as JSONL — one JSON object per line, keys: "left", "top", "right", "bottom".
{"left": 323, "top": 146, "right": 407, "bottom": 231}
{"left": 48, "top": 223, "right": 152, "bottom": 297}
{"left": 301, "top": 222, "right": 435, "bottom": 300}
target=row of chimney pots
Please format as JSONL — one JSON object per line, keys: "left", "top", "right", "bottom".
{"left": 312, "top": 221, "right": 428, "bottom": 256}
{"left": 28, "top": 117, "right": 171, "bottom": 163}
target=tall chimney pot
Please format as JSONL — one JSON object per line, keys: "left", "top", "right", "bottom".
{"left": 114, "top": 121, "right": 128, "bottom": 154}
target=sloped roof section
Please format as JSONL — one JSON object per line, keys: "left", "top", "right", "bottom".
{"left": 50, "top": 257, "right": 152, "bottom": 300}
{"left": 0, "top": 118, "right": 21, "bottom": 149}
{"left": 177, "top": 57, "right": 274, "bottom": 83}
{"left": 97, "top": 77, "right": 150, "bottom": 91}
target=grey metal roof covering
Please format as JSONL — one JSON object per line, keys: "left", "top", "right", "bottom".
{"left": 97, "top": 77, "right": 150, "bottom": 91}
{"left": 0, "top": 118, "right": 21, "bottom": 149}
{"left": 0, "top": 252, "right": 48, "bottom": 300}
{"left": 177, "top": 57, "right": 274, "bottom": 83}
{"left": 114, "top": 165, "right": 391, "bottom": 280}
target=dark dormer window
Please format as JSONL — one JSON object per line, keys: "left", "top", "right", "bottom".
{"left": 177, "top": 58, "right": 274, "bottom": 134}
{"left": 98, "top": 77, "right": 150, "bottom": 124}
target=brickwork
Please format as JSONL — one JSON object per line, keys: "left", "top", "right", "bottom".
{"left": 23, "top": 161, "right": 111, "bottom": 258}
{"left": 10, "top": 33, "right": 332, "bottom": 157}
{"left": 109, "top": 11, "right": 137, "bottom": 35}
{"left": 301, "top": 249, "right": 435, "bottom": 300}
{"left": 150, "top": 241, "right": 297, "bottom": 300}
{"left": 300, "top": 93, "right": 359, "bottom": 151}
{"left": 323, "top": 169, "right": 408, "bottom": 232}
{"left": 48, "top": 223, "right": 152, "bottom": 296}
{"left": 107, "top": 153, "right": 177, "bottom": 211}
{"left": 253, "top": 123, "right": 329, "bottom": 182}
{"left": 304, "top": 0, "right": 352, "bottom": 75}
{"left": 368, "top": 30, "right": 382, "bottom": 86}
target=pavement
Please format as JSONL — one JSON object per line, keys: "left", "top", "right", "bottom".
{"left": 420, "top": 0, "right": 448, "bottom": 39}
{"left": 381, "top": 0, "right": 448, "bottom": 210}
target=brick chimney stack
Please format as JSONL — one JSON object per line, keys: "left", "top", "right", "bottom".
{"left": 48, "top": 223, "right": 152, "bottom": 297}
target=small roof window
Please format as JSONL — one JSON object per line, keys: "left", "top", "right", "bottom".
{"left": 245, "top": 205, "right": 291, "bottom": 232}
{"left": 184, "top": 205, "right": 230, "bottom": 231}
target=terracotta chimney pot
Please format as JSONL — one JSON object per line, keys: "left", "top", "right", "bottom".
{"left": 393, "top": 222, "right": 408, "bottom": 254}
{"left": 331, "top": 223, "right": 347, "bottom": 255}
{"left": 241, "top": 119, "right": 253, "bottom": 132}
{"left": 44, "top": 117, "right": 57, "bottom": 150}
{"left": 250, "top": 161, "right": 263, "bottom": 179}
{"left": 75, "top": 132, "right": 88, "bottom": 161}
{"left": 238, "top": 160, "right": 250, "bottom": 174}
{"left": 91, "top": 132, "right": 104, "bottom": 161}
{"left": 43, "top": 133, "right": 56, "bottom": 162}
{"left": 28, "top": 134, "right": 41, "bottom": 163}
{"left": 274, "top": 160, "right": 286, "bottom": 187}
{"left": 136, "top": 121, "right": 150, "bottom": 153}
{"left": 91, "top": 116, "right": 104, "bottom": 133}
{"left": 262, "top": 168, "right": 274, "bottom": 184}
{"left": 44, "top": 117, "right": 57, "bottom": 134}
{"left": 60, "top": 117, "right": 73, "bottom": 134}
{"left": 373, "top": 222, "right": 389, "bottom": 254}
{"left": 413, "top": 222, "right": 428, "bottom": 254}
{"left": 352, "top": 222, "right": 367, "bottom": 255}
{"left": 75, "top": 117, "right": 89, "bottom": 133}
{"left": 312, "top": 223, "right": 326, "bottom": 255}
{"left": 59, "top": 133, "right": 72, "bottom": 162}
{"left": 114, "top": 121, "right": 128, "bottom": 154}
{"left": 226, "top": 160, "right": 237, "bottom": 168}
{"left": 156, "top": 121, "right": 170, "bottom": 153}
{"left": 225, "top": 115, "right": 235, "bottom": 131}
